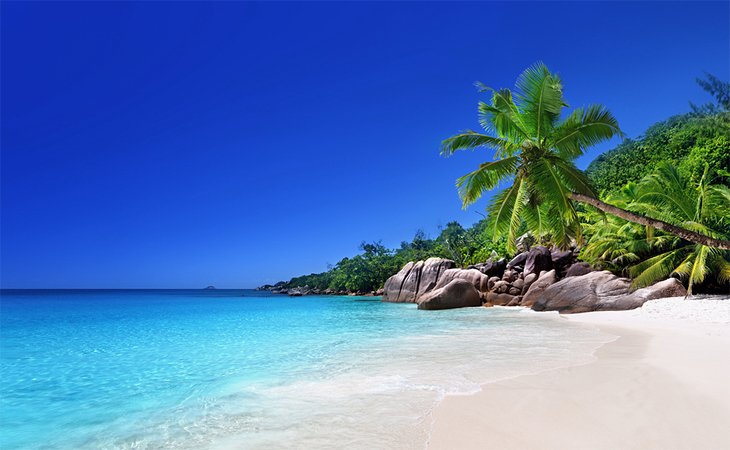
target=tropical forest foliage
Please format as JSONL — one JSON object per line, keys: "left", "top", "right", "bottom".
{"left": 585, "top": 113, "right": 729, "bottom": 194}
{"left": 275, "top": 221, "right": 508, "bottom": 293}
{"left": 276, "top": 69, "right": 729, "bottom": 295}
{"left": 442, "top": 65, "right": 729, "bottom": 292}
{"left": 587, "top": 73, "right": 729, "bottom": 194}
{"left": 580, "top": 163, "right": 730, "bottom": 293}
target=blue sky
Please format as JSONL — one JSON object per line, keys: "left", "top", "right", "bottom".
{"left": 2, "top": 1, "right": 728, "bottom": 288}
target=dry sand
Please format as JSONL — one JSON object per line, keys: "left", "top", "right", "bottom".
{"left": 427, "top": 297, "right": 730, "bottom": 450}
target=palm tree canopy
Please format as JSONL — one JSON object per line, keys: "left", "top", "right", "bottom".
{"left": 627, "top": 164, "right": 730, "bottom": 293}
{"left": 582, "top": 163, "right": 730, "bottom": 294}
{"left": 442, "top": 62, "right": 623, "bottom": 250}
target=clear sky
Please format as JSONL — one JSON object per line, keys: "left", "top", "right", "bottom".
{"left": 2, "top": 1, "right": 728, "bottom": 288}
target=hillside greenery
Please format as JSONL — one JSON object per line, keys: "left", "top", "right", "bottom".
{"left": 272, "top": 221, "right": 508, "bottom": 293}
{"left": 441, "top": 64, "right": 729, "bottom": 251}
{"left": 585, "top": 113, "right": 729, "bottom": 194}
{"left": 272, "top": 71, "right": 729, "bottom": 295}
{"left": 580, "top": 163, "right": 730, "bottom": 294}
{"left": 579, "top": 73, "right": 730, "bottom": 293}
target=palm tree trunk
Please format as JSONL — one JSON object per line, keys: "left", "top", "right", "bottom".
{"left": 569, "top": 192, "right": 730, "bottom": 250}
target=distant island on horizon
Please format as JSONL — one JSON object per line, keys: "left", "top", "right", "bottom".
{"left": 2, "top": 3, "right": 728, "bottom": 450}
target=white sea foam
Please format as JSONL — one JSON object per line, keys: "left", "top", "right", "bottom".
{"left": 1, "top": 291, "right": 616, "bottom": 450}
{"left": 202, "top": 309, "right": 614, "bottom": 450}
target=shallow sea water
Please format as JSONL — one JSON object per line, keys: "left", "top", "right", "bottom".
{"left": 0, "top": 289, "right": 613, "bottom": 449}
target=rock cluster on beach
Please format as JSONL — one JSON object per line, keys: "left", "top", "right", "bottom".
{"left": 531, "top": 273, "right": 686, "bottom": 313}
{"left": 382, "top": 244, "right": 687, "bottom": 312}
{"left": 256, "top": 283, "right": 383, "bottom": 297}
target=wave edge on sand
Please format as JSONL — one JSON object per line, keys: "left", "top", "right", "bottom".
{"left": 428, "top": 296, "right": 730, "bottom": 450}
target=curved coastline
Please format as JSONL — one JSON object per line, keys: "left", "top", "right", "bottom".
{"left": 214, "top": 304, "right": 615, "bottom": 450}
{"left": 427, "top": 297, "right": 730, "bottom": 450}
{"left": 421, "top": 308, "right": 619, "bottom": 449}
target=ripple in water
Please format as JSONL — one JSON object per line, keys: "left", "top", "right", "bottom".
{"left": 0, "top": 290, "right": 614, "bottom": 449}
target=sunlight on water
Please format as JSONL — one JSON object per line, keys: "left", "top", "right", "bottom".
{"left": 0, "top": 290, "right": 613, "bottom": 449}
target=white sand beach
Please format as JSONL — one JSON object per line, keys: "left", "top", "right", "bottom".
{"left": 428, "top": 297, "right": 730, "bottom": 450}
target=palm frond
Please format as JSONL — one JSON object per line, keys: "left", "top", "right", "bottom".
{"left": 629, "top": 247, "right": 691, "bottom": 289}
{"left": 455, "top": 157, "right": 519, "bottom": 207}
{"left": 680, "top": 220, "right": 728, "bottom": 240}
{"left": 550, "top": 104, "right": 623, "bottom": 159}
{"left": 635, "top": 162, "right": 696, "bottom": 222}
{"left": 476, "top": 88, "right": 529, "bottom": 146}
{"left": 673, "top": 256, "right": 694, "bottom": 279}
{"left": 687, "top": 245, "right": 710, "bottom": 294}
{"left": 440, "top": 131, "right": 517, "bottom": 156}
{"left": 547, "top": 155, "right": 598, "bottom": 197}
{"left": 522, "top": 201, "right": 546, "bottom": 239}
{"left": 545, "top": 203, "right": 580, "bottom": 249}
{"left": 506, "top": 178, "right": 529, "bottom": 249}
{"left": 528, "top": 158, "right": 577, "bottom": 221}
{"left": 514, "top": 62, "right": 566, "bottom": 141}
{"left": 703, "top": 184, "right": 730, "bottom": 223}
{"left": 712, "top": 254, "right": 730, "bottom": 284}
{"left": 486, "top": 176, "right": 525, "bottom": 251}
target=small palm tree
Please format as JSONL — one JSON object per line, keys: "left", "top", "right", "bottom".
{"left": 582, "top": 163, "right": 730, "bottom": 293}
{"left": 625, "top": 164, "right": 730, "bottom": 294}
{"left": 443, "top": 63, "right": 730, "bottom": 251}
{"left": 580, "top": 183, "right": 666, "bottom": 273}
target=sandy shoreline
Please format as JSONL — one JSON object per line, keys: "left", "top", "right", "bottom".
{"left": 428, "top": 297, "right": 730, "bottom": 450}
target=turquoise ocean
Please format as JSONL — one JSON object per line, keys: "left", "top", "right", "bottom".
{"left": 0, "top": 289, "right": 613, "bottom": 449}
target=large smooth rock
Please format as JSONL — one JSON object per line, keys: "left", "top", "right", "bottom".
{"left": 417, "top": 279, "right": 482, "bottom": 310}
{"left": 507, "top": 252, "right": 528, "bottom": 269}
{"left": 420, "top": 257, "right": 455, "bottom": 293}
{"left": 493, "top": 280, "right": 510, "bottom": 294}
{"left": 490, "top": 258, "right": 508, "bottom": 277}
{"left": 502, "top": 269, "right": 518, "bottom": 282}
{"left": 399, "top": 260, "right": 426, "bottom": 301}
{"left": 434, "top": 268, "right": 489, "bottom": 293}
{"left": 521, "top": 269, "right": 557, "bottom": 307}
{"left": 382, "top": 261, "right": 414, "bottom": 302}
{"left": 524, "top": 246, "right": 552, "bottom": 277}
{"left": 551, "top": 250, "right": 574, "bottom": 270}
{"left": 382, "top": 258, "right": 455, "bottom": 303}
{"left": 523, "top": 273, "right": 538, "bottom": 292}
{"left": 485, "top": 291, "right": 518, "bottom": 306}
{"left": 288, "top": 286, "right": 313, "bottom": 296}
{"left": 388, "top": 261, "right": 422, "bottom": 302}
{"left": 631, "top": 278, "right": 687, "bottom": 301}
{"left": 487, "top": 276, "right": 501, "bottom": 291}
{"left": 565, "top": 262, "right": 594, "bottom": 278}
{"left": 468, "top": 258, "right": 506, "bottom": 278}
{"left": 531, "top": 271, "right": 687, "bottom": 313}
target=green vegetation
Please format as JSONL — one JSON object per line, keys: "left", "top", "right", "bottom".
{"left": 441, "top": 62, "right": 622, "bottom": 251}
{"left": 690, "top": 72, "right": 730, "bottom": 115}
{"left": 443, "top": 64, "right": 730, "bottom": 252}
{"left": 275, "top": 69, "right": 729, "bottom": 295}
{"left": 586, "top": 113, "right": 729, "bottom": 193}
{"left": 581, "top": 163, "right": 730, "bottom": 293}
{"left": 577, "top": 73, "right": 730, "bottom": 290}
{"left": 275, "top": 221, "right": 507, "bottom": 293}
{"left": 587, "top": 73, "right": 729, "bottom": 193}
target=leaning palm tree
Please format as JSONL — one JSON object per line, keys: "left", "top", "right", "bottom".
{"left": 625, "top": 163, "right": 730, "bottom": 294}
{"left": 579, "top": 182, "right": 671, "bottom": 274}
{"left": 442, "top": 62, "right": 730, "bottom": 251}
